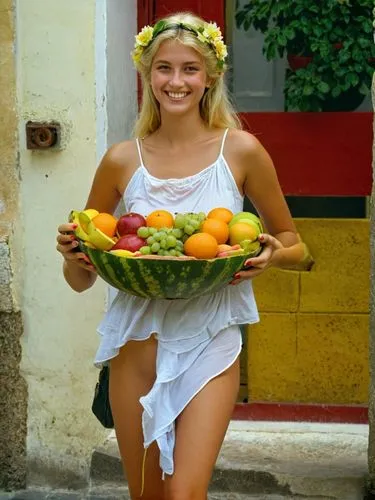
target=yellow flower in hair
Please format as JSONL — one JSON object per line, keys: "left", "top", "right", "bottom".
{"left": 135, "top": 25, "right": 154, "bottom": 47}
{"left": 202, "top": 22, "right": 222, "bottom": 42}
{"left": 132, "top": 46, "right": 143, "bottom": 63}
{"left": 214, "top": 39, "right": 228, "bottom": 60}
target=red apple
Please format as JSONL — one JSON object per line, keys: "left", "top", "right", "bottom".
{"left": 116, "top": 212, "right": 146, "bottom": 236}
{"left": 112, "top": 234, "right": 146, "bottom": 252}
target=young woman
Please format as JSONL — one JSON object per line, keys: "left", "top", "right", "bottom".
{"left": 56, "top": 12, "right": 304, "bottom": 500}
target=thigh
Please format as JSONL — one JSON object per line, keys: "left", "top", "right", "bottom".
{"left": 109, "top": 335, "right": 164, "bottom": 500}
{"left": 164, "top": 356, "right": 240, "bottom": 500}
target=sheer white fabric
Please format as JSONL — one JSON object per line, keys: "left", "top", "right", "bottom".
{"left": 95, "top": 129, "right": 259, "bottom": 476}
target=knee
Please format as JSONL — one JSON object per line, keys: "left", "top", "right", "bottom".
{"left": 164, "top": 482, "right": 204, "bottom": 500}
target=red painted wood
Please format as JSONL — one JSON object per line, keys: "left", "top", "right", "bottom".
{"left": 153, "top": 1, "right": 225, "bottom": 31}
{"left": 240, "top": 112, "right": 373, "bottom": 196}
{"left": 233, "top": 403, "right": 368, "bottom": 424}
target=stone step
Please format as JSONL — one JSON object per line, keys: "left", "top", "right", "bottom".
{"left": 90, "top": 421, "right": 369, "bottom": 500}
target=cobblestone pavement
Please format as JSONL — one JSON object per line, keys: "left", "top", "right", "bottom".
{"left": 0, "top": 490, "right": 302, "bottom": 500}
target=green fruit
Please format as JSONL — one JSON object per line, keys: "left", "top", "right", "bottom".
{"left": 240, "top": 239, "right": 261, "bottom": 254}
{"left": 229, "top": 212, "right": 263, "bottom": 233}
{"left": 78, "top": 244, "right": 261, "bottom": 299}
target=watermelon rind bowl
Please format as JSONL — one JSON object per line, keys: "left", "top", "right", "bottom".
{"left": 79, "top": 243, "right": 261, "bottom": 300}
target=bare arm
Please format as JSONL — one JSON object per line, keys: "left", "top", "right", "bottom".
{"left": 57, "top": 142, "right": 135, "bottom": 292}
{"left": 228, "top": 131, "right": 304, "bottom": 284}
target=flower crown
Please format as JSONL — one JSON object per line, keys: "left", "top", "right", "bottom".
{"left": 132, "top": 20, "right": 228, "bottom": 70}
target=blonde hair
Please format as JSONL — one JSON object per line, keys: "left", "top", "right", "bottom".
{"left": 133, "top": 12, "right": 242, "bottom": 138}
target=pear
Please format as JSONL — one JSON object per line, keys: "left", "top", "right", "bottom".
{"left": 86, "top": 220, "right": 115, "bottom": 251}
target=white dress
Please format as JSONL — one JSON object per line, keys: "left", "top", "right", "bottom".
{"left": 95, "top": 129, "right": 259, "bottom": 476}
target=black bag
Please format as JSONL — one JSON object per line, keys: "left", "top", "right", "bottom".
{"left": 92, "top": 366, "right": 114, "bottom": 429}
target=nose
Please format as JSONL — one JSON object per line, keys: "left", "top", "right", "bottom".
{"left": 169, "top": 69, "right": 184, "bottom": 87}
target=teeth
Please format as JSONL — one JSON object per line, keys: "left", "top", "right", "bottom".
{"left": 167, "top": 92, "right": 187, "bottom": 99}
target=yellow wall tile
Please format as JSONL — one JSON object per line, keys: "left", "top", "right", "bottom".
{"left": 252, "top": 268, "right": 300, "bottom": 312}
{"left": 296, "top": 219, "right": 370, "bottom": 313}
{"left": 246, "top": 313, "right": 369, "bottom": 404}
{"left": 296, "top": 313, "right": 369, "bottom": 404}
{"left": 247, "top": 313, "right": 299, "bottom": 401}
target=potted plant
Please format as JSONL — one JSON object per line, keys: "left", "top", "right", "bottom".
{"left": 235, "top": 0, "right": 375, "bottom": 111}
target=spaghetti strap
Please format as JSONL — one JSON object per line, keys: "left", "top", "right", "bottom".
{"left": 219, "top": 128, "right": 229, "bottom": 156}
{"left": 135, "top": 138, "right": 145, "bottom": 167}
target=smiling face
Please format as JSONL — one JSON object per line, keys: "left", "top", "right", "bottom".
{"left": 150, "top": 40, "right": 209, "bottom": 118}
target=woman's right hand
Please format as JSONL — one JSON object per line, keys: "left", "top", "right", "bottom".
{"left": 56, "top": 223, "right": 96, "bottom": 273}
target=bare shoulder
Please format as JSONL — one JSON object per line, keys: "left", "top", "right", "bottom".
{"left": 85, "top": 140, "right": 139, "bottom": 213}
{"left": 226, "top": 129, "right": 268, "bottom": 163}
{"left": 102, "top": 140, "right": 138, "bottom": 170}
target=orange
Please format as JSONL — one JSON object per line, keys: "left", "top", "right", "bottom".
{"left": 92, "top": 213, "right": 118, "bottom": 237}
{"left": 229, "top": 222, "right": 258, "bottom": 246}
{"left": 146, "top": 210, "right": 174, "bottom": 229}
{"left": 201, "top": 218, "right": 229, "bottom": 245}
{"left": 184, "top": 233, "right": 218, "bottom": 259}
{"left": 207, "top": 207, "right": 233, "bottom": 224}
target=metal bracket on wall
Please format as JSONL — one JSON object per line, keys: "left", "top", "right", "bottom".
{"left": 26, "top": 121, "right": 61, "bottom": 150}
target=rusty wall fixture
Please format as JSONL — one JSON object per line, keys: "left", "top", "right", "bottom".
{"left": 26, "top": 121, "right": 61, "bottom": 150}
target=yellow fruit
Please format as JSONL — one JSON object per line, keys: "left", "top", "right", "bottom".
{"left": 83, "top": 208, "right": 99, "bottom": 219}
{"left": 87, "top": 221, "right": 115, "bottom": 251}
{"left": 69, "top": 210, "right": 90, "bottom": 241}
{"left": 229, "top": 222, "right": 258, "bottom": 246}
{"left": 109, "top": 249, "right": 135, "bottom": 257}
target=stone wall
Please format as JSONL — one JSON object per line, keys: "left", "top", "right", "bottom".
{"left": 0, "top": 0, "right": 27, "bottom": 490}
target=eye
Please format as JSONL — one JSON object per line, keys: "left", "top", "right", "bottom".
{"left": 157, "top": 65, "right": 170, "bottom": 71}
{"left": 185, "top": 66, "right": 199, "bottom": 72}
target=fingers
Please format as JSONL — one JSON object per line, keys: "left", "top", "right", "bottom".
{"left": 258, "top": 233, "right": 283, "bottom": 250}
{"left": 58, "top": 223, "right": 78, "bottom": 235}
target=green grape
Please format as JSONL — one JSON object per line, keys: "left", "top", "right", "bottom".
{"left": 169, "top": 249, "right": 177, "bottom": 256}
{"left": 137, "top": 226, "right": 149, "bottom": 238}
{"left": 176, "top": 251, "right": 184, "bottom": 257}
{"left": 174, "top": 214, "right": 186, "bottom": 229}
{"left": 198, "top": 212, "right": 206, "bottom": 221}
{"left": 153, "top": 232, "right": 162, "bottom": 242}
{"left": 184, "top": 224, "right": 195, "bottom": 235}
{"left": 166, "top": 235, "right": 177, "bottom": 248}
{"left": 182, "top": 234, "right": 189, "bottom": 243}
{"left": 172, "top": 228, "right": 183, "bottom": 239}
{"left": 190, "top": 219, "right": 200, "bottom": 230}
{"left": 160, "top": 239, "right": 167, "bottom": 249}
{"left": 148, "top": 227, "right": 157, "bottom": 235}
{"left": 139, "top": 246, "right": 151, "bottom": 255}
{"left": 147, "top": 236, "right": 155, "bottom": 245}
{"left": 151, "top": 242, "right": 160, "bottom": 253}
{"left": 176, "top": 240, "right": 184, "bottom": 250}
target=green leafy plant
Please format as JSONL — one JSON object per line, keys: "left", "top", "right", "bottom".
{"left": 235, "top": 0, "right": 375, "bottom": 111}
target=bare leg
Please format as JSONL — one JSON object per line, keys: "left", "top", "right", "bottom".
{"left": 163, "top": 356, "right": 240, "bottom": 500}
{"left": 109, "top": 335, "right": 164, "bottom": 500}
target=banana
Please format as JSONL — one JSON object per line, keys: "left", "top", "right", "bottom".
{"left": 69, "top": 210, "right": 90, "bottom": 241}
{"left": 86, "top": 220, "right": 115, "bottom": 251}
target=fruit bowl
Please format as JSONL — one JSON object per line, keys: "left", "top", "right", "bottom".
{"left": 79, "top": 243, "right": 260, "bottom": 300}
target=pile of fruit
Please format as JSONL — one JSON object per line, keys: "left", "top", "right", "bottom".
{"left": 69, "top": 207, "right": 264, "bottom": 299}
{"left": 70, "top": 207, "right": 263, "bottom": 259}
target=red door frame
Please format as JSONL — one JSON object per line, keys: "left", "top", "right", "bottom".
{"left": 136, "top": 0, "right": 370, "bottom": 423}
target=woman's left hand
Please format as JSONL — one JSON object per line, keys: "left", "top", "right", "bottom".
{"left": 230, "top": 233, "right": 284, "bottom": 285}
